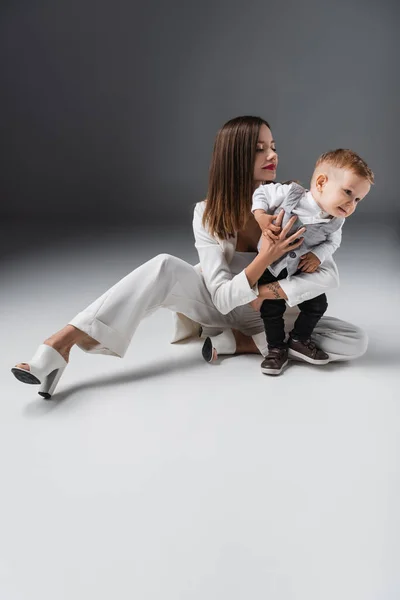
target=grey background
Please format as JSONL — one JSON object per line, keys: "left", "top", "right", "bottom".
{"left": 2, "top": 5, "right": 400, "bottom": 598}
{"left": 1, "top": 0, "right": 399, "bottom": 230}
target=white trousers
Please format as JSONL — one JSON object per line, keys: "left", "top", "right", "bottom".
{"left": 69, "top": 254, "right": 368, "bottom": 362}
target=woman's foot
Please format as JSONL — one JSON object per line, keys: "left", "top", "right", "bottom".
{"left": 12, "top": 326, "right": 100, "bottom": 398}
{"left": 201, "top": 337, "right": 218, "bottom": 362}
{"left": 233, "top": 330, "right": 260, "bottom": 355}
{"left": 14, "top": 326, "right": 98, "bottom": 372}
{"left": 202, "top": 329, "right": 260, "bottom": 363}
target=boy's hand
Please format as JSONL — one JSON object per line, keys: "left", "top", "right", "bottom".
{"left": 298, "top": 252, "right": 321, "bottom": 273}
{"left": 254, "top": 209, "right": 284, "bottom": 237}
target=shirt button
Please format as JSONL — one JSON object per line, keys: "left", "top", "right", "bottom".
{"left": 289, "top": 251, "right": 297, "bottom": 258}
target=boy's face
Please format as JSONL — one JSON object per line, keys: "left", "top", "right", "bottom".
{"left": 315, "top": 168, "right": 371, "bottom": 218}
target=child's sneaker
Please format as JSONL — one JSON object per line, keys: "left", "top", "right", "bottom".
{"left": 288, "top": 337, "right": 330, "bottom": 365}
{"left": 260, "top": 347, "right": 289, "bottom": 376}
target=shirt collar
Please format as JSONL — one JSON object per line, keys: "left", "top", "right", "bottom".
{"left": 305, "top": 190, "right": 331, "bottom": 219}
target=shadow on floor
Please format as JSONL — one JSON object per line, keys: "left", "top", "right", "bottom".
{"left": 19, "top": 344, "right": 387, "bottom": 418}
{"left": 22, "top": 353, "right": 206, "bottom": 417}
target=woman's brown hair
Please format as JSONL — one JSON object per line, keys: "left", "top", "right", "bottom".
{"left": 203, "top": 115, "right": 270, "bottom": 239}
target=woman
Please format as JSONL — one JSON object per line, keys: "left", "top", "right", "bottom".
{"left": 11, "top": 116, "right": 367, "bottom": 398}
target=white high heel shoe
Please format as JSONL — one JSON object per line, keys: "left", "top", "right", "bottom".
{"left": 202, "top": 329, "right": 237, "bottom": 363}
{"left": 11, "top": 344, "right": 68, "bottom": 399}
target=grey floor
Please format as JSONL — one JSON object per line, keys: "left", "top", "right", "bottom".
{"left": 1, "top": 221, "right": 399, "bottom": 600}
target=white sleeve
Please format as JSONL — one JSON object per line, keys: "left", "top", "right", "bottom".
{"left": 311, "top": 226, "right": 343, "bottom": 264}
{"left": 278, "top": 257, "right": 340, "bottom": 307}
{"left": 193, "top": 203, "right": 258, "bottom": 315}
{"left": 251, "top": 182, "right": 293, "bottom": 213}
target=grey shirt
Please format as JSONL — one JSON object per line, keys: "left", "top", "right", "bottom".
{"left": 252, "top": 182, "right": 344, "bottom": 278}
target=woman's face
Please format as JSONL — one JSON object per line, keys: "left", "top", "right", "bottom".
{"left": 253, "top": 124, "right": 278, "bottom": 186}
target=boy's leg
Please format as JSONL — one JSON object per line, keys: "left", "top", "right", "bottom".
{"left": 259, "top": 297, "right": 289, "bottom": 375}
{"left": 290, "top": 293, "right": 328, "bottom": 340}
{"left": 288, "top": 293, "right": 330, "bottom": 364}
{"left": 258, "top": 268, "right": 288, "bottom": 350}
{"left": 258, "top": 268, "right": 289, "bottom": 375}
{"left": 260, "top": 299, "right": 287, "bottom": 349}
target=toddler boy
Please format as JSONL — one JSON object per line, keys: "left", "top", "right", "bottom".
{"left": 252, "top": 149, "right": 373, "bottom": 375}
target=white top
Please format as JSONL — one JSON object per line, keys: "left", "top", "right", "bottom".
{"left": 192, "top": 201, "right": 339, "bottom": 314}
{"left": 252, "top": 183, "right": 343, "bottom": 265}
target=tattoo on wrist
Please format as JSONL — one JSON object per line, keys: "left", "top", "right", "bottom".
{"left": 267, "top": 282, "right": 282, "bottom": 299}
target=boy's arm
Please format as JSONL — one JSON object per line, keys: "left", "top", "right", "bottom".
{"left": 252, "top": 183, "right": 290, "bottom": 214}
{"left": 252, "top": 183, "right": 292, "bottom": 233}
{"left": 310, "top": 227, "right": 343, "bottom": 264}
{"left": 253, "top": 209, "right": 278, "bottom": 232}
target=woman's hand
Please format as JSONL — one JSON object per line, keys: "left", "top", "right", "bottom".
{"left": 245, "top": 211, "right": 305, "bottom": 290}
{"left": 258, "top": 211, "right": 305, "bottom": 263}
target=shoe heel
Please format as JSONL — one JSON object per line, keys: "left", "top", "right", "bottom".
{"left": 38, "top": 364, "right": 67, "bottom": 399}
{"left": 202, "top": 330, "right": 236, "bottom": 363}
{"left": 202, "top": 337, "right": 215, "bottom": 363}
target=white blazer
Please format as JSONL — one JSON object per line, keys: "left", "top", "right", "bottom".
{"left": 171, "top": 201, "right": 339, "bottom": 342}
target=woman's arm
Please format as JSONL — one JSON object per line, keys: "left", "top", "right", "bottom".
{"left": 193, "top": 202, "right": 304, "bottom": 315}
{"left": 250, "top": 257, "right": 340, "bottom": 310}
{"left": 278, "top": 258, "right": 340, "bottom": 306}
{"left": 193, "top": 203, "right": 258, "bottom": 315}
{"left": 244, "top": 211, "right": 305, "bottom": 287}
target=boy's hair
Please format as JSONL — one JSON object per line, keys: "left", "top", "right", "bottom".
{"left": 314, "top": 149, "right": 374, "bottom": 184}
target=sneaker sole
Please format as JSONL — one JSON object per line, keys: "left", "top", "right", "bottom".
{"left": 261, "top": 359, "right": 288, "bottom": 376}
{"left": 288, "top": 349, "right": 330, "bottom": 365}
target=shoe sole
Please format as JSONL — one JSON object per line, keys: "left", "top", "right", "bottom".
{"left": 261, "top": 359, "right": 288, "bottom": 376}
{"left": 11, "top": 368, "right": 41, "bottom": 385}
{"left": 202, "top": 337, "right": 214, "bottom": 363}
{"left": 288, "top": 349, "right": 330, "bottom": 365}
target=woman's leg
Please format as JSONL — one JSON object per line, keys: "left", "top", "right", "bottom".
{"left": 216, "top": 306, "right": 368, "bottom": 363}
{"left": 201, "top": 328, "right": 262, "bottom": 363}
{"left": 64, "top": 254, "right": 237, "bottom": 357}
{"left": 16, "top": 257, "right": 367, "bottom": 371}
{"left": 17, "top": 254, "right": 236, "bottom": 372}
{"left": 310, "top": 316, "right": 368, "bottom": 361}
{"left": 203, "top": 305, "right": 269, "bottom": 361}
{"left": 283, "top": 308, "right": 368, "bottom": 361}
